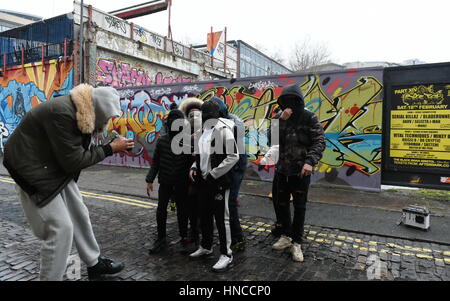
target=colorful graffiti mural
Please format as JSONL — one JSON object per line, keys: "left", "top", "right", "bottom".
{"left": 0, "top": 60, "right": 74, "bottom": 148}
{"left": 103, "top": 69, "right": 383, "bottom": 190}
{"left": 96, "top": 58, "right": 192, "bottom": 87}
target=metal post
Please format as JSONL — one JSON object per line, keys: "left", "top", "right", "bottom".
{"left": 64, "top": 39, "right": 67, "bottom": 63}
{"left": 79, "top": 0, "right": 84, "bottom": 84}
{"left": 237, "top": 43, "right": 241, "bottom": 78}
{"left": 210, "top": 26, "right": 213, "bottom": 67}
{"left": 21, "top": 48, "right": 24, "bottom": 70}
{"left": 130, "top": 23, "right": 134, "bottom": 40}
{"left": 3, "top": 53, "right": 6, "bottom": 74}
{"left": 224, "top": 27, "right": 227, "bottom": 72}
{"left": 41, "top": 44, "right": 45, "bottom": 72}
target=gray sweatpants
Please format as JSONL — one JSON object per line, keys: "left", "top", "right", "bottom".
{"left": 16, "top": 180, "right": 100, "bottom": 281}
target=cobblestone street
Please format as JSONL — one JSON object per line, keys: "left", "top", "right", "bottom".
{"left": 1, "top": 175, "right": 450, "bottom": 282}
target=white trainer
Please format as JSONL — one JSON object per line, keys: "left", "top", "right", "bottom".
{"left": 291, "top": 243, "right": 304, "bottom": 262}
{"left": 272, "top": 235, "right": 293, "bottom": 250}
{"left": 189, "top": 246, "right": 213, "bottom": 258}
{"left": 212, "top": 255, "right": 233, "bottom": 272}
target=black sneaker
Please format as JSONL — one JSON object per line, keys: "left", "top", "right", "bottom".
{"left": 87, "top": 256, "right": 125, "bottom": 281}
{"left": 230, "top": 238, "right": 246, "bottom": 253}
{"left": 149, "top": 238, "right": 168, "bottom": 254}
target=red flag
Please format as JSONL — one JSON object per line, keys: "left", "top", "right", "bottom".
{"left": 207, "top": 31, "right": 223, "bottom": 56}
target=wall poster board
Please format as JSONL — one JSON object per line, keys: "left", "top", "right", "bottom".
{"left": 382, "top": 63, "right": 450, "bottom": 190}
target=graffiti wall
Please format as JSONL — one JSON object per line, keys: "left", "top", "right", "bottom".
{"left": 0, "top": 60, "right": 74, "bottom": 147}
{"left": 96, "top": 50, "right": 193, "bottom": 88}
{"left": 100, "top": 68, "right": 383, "bottom": 190}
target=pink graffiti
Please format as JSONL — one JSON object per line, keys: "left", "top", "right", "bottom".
{"left": 96, "top": 58, "right": 192, "bottom": 87}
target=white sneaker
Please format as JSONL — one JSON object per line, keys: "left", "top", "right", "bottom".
{"left": 212, "top": 255, "right": 233, "bottom": 272}
{"left": 272, "top": 235, "right": 293, "bottom": 250}
{"left": 291, "top": 243, "right": 304, "bottom": 262}
{"left": 189, "top": 246, "right": 213, "bottom": 258}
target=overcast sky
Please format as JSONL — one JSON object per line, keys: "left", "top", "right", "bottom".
{"left": 3, "top": 0, "right": 449, "bottom": 65}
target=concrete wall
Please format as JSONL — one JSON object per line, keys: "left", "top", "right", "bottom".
{"left": 99, "top": 68, "right": 384, "bottom": 191}
{"left": 73, "top": 1, "right": 236, "bottom": 85}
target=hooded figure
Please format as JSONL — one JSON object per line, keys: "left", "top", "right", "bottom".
{"left": 165, "top": 109, "right": 187, "bottom": 138}
{"left": 276, "top": 83, "right": 305, "bottom": 122}
{"left": 179, "top": 97, "right": 203, "bottom": 131}
{"left": 274, "top": 83, "right": 325, "bottom": 176}
{"left": 270, "top": 83, "right": 326, "bottom": 263}
{"left": 146, "top": 109, "right": 193, "bottom": 255}
{"left": 209, "top": 97, "right": 247, "bottom": 252}
{"left": 188, "top": 100, "right": 239, "bottom": 272}
{"left": 200, "top": 100, "right": 221, "bottom": 128}
{"left": 3, "top": 83, "right": 129, "bottom": 281}
{"left": 92, "top": 86, "right": 121, "bottom": 133}
{"left": 4, "top": 84, "right": 123, "bottom": 207}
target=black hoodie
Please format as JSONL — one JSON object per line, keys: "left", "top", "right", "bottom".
{"left": 146, "top": 110, "right": 192, "bottom": 185}
{"left": 275, "top": 84, "right": 326, "bottom": 176}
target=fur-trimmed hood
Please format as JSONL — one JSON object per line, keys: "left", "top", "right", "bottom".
{"left": 178, "top": 97, "right": 204, "bottom": 117}
{"left": 70, "top": 84, "right": 95, "bottom": 134}
{"left": 69, "top": 84, "right": 121, "bottom": 134}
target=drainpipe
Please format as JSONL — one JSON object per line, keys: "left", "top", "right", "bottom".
{"left": 79, "top": 0, "right": 84, "bottom": 84}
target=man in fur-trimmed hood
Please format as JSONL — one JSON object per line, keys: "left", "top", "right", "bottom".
{"left": 3, "top": 84, "right": 134, "bottom": 281}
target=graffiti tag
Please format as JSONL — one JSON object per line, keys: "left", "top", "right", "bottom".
{"left": 105, "top": 16, "right": 127, "bottom": 34}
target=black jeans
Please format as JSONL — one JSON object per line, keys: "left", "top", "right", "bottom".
{"left": 198, "top": 177, "right": 232, "bottom": 256}
{"left": 272, "top": 172, "right": 282, "bottom": 226}
{"left": 276, "top": 174, "right": 310, "bottom": 244}
{"left": 187, "top": 183, "right": 200, "bottom": 242}
{"left": 156, "top": 182, "right": 189, "bottom": 239}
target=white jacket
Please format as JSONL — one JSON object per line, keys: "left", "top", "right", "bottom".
{"left": 192, "top": 118, "right": 239, "bottom": 179}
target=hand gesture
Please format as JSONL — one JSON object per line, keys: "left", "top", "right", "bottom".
{"left": 280, "top": 108, "right": 293, "bottom": 120}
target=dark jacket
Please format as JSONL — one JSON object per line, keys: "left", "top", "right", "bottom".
{"left": 145, "top": 133, "right": 192, "bottom": 185}
{"left": 275, "top": 84, "right": 326, "bottom": 176}
{"left": 3, "top": 84, "right": 113, "bottom": 208}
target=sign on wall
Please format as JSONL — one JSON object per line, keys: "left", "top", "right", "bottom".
{"left": 382, "top": 63, "right": 450, "bottom": 190}
{"left": 389, "top": 83, "right": 450, "bottom": 169}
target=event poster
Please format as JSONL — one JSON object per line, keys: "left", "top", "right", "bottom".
{"left": 389, "top": 83, "right": 450, "bottom": 170}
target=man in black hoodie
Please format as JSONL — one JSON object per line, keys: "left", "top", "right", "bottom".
{"left": 271, "top": 84, "right": 326, "bottom": 262}
{"left": 146, "top": 109, "right": 192, "bottom": 254}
